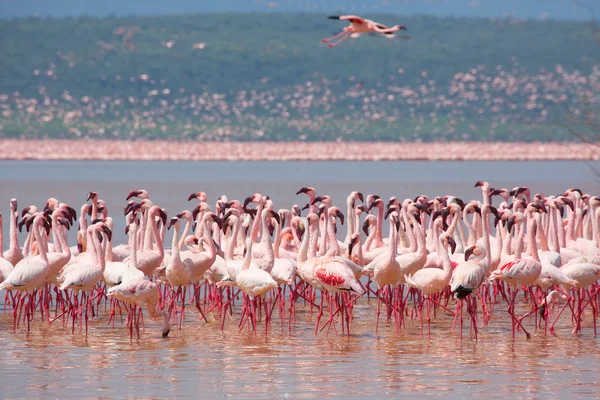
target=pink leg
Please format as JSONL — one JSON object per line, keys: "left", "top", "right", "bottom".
{"left": 326, "top": 31, "right": 353, "bottom": 48}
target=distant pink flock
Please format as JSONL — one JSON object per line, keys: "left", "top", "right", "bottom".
{"left": 0, "top": 140, "right": 597, "bottom": 161}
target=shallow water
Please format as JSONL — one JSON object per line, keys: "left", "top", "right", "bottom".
{"left": 1, "top": 160, "right": 600, "bottom": 398}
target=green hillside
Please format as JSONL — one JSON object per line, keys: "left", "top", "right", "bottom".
{"left": 0, "top": 13, "right": 598, "bottom": 141}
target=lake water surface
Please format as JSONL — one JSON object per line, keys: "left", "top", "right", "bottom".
{"left": 1, "top": 160, "right": 599, "bottom": 398}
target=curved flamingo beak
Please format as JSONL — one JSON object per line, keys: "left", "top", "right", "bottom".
{"left": 355, "top": 192, "right": 364, "bottom": 203}
{"left": 20, "top": 206, "right": 31, "bottom": 218}
{"left": 158, "top": 209, "right": 168, "bottom": 225}
{"left": 464, "top": 246, "right": 475, "bottom": 261}
{"left": 334, "top": 209, "right": 344, "bottom": 225}
{"left": 101, "top": 225, "right": 112, "bottom": 241}
{"left": 474, "top": 181, "right": 484, "bottom": 187}
{"left": 506, "top": 216, "right": 516, "bottom": 233}
{"left": 168, "top": 217, "right": 178, "bottom": 230}
{"left": 87, "top": 191, "right": 98, "bottom": 201}
{"left": 126, "top": 190, "right": 141, "bottom": 200}
{"left": 362, "top": 219, "right": 370, "bottom": 236}
{"left": 296, "top": 187, "right": 312, "bottom": 195}
{"left": 57, "top": 218, "right": 70, "bottom": 229}
{"left": 302, "top": 203, "right": 310, "bottom": 211}
{"left": 10, "top": 199, "right": 17, "bottom": 212}
{"left": 447, "top": 237, "right": 457, "bottom": 254}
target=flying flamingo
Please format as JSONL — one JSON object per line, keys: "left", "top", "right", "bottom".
{"left": 322, "top": 15, "right": 407, "bottom": 48}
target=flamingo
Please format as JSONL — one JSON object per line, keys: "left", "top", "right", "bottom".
{"left": 3, "top": 199, "right": 23, "bottom": 266}
{"left": 0, "top": 213, "right": 15, "bottom": 283}
{"left": 123, "top": 205, "right": 166, "bottom": 276}
{"left": 406, "top": 231, "right": 456, "bottom": 336}
{"left": 107, "top": 278, "right": 171, "bottom": 338}
{"left": 490, "top": 209, "right": 543, "bottom": 339}
{"left": 0, "top": 214, "right": 51, "bottom": 329}
{"left": 322, "top": 15, "right": 407, "bottom": 47}
{"left": 218, "top": 238, "right": 277, "bottom": 332}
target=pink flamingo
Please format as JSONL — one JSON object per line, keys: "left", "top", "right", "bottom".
{"left": 323, "top": 15, "right": 407, "bottom": 48}
{"left": 3, "top": 199, "right": 23, "bottom": 266}
{"left": 490, "top": 207, "right": 543, "bottom": 339}
{"left": 0, "top": 213, "right": 15, "bottom": 283}
{"left": 0, "top": 214, "right": 51, "bottom": 330}
{"left": 406, "top": 231, "right": 456, "bottom": 336}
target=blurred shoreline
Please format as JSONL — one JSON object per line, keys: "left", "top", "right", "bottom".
{"left": 0, "top": 139, "right": 597, "bottom": 161}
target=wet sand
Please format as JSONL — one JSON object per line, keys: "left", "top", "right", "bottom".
{"left": 0, "top": 140, "right": 598, "bottom": 161}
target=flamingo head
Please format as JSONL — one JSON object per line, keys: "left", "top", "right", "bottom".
{"left": 187, "top": 191, "right": 207, "bottom": 202}
{"left": 86, "top": 191, "right": 98, "bottom": 202}
{"left": 328, "top": 206, "right": 344, "bottom": 225}
{"left": 243, "top": 193, "right": 263, "bottom": 209}
{"left": 464, "top": 245, "right": 477, "bottom": 261}
{"left": 10, "top": 198, "right": 17, "bottom": 212}
{"left": 167, "top": 217, "right": 179, "bottom": 230}
{"left": 367, "top": 197, "right": 383, "bottom": 212}
{"left": 126, "top": 189, "right": 148, "bottom": 200}
{"left": 384, "top": 204, "right": 400, "bottom": 220}
{"left": 176, "top": 210, "right": 192, "bottom": 220}
{"left": 296, "top": 187, "right": 315, "bottom": 197}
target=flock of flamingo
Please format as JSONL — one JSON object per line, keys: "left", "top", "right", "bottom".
{"left": 2, "top": 61, "right": 597, "bottom": 142}
{"left": 1, "top": 182, "right": 599, "bottom": 340}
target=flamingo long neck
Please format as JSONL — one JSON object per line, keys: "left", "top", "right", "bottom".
{"left": 151, "top": 212, "right": 164, "bottom": 259}
{"left": 326, "top": 218, "right": 340, "bottom": 256}
{"left": 345, "top": 197, "right": 355, "bottom": 244}
{"left": 481, "top": 208, "right": 491, "bottom": 270}
{"left": 536, "top": 214, "right": 550, "bottom": 252}
{"left": 242, "top": 241, "right": 253, "bottom": 270}
{"left": 555, "top": 207, "right": 566, "bottom": 248}
{"left": 91, "top": 199, "right": 98, "bottom": 221}
{"left": 56, "top": 225, "right": 70, "bottom": 261}
{"left": 402, "top": 211, "right": 417, "bottom": 253}
{"left": 410, "top": 212, "right": 425, "bottom": 257}
{"left": 33, "top": 225, "right": 48, "bottom": 267}
{"left": 438, "top": 237, "right": 451, "bottom": 279}
{"left": 583, "top": 209, "right": 593, "bottom": 240}
{"left": 9, "top": 207, "right": 18, "bottom": 250}
{"left": 96, "top": 232, "right": 106, "bottom": 272}
{"left": 260, "top": 213, "right": 274, "bottom": 265}
{"left": 290, "top": 221, "right": 302, "bottom": 249}
{"left": 375, "top": 205, "right": 384, "bottom": 247}
{"left": 463, "top": 211, "right": 476, "bottom": 246}
{"left": 491, "top": 220, "right": 503, "bottom": 267}
{"left": 387, "top": 220, "right": 397, "bottom": 265}
{"left": 172, "top": 223, "right": 181, "bottom": 262}
{"left": 129, "top": 225, "right": 138, "bottom": 268}
{"left": 547, "top": 208, "right": 559, "bottom": 252}
{"left": 308, "top": 219, "right": 319, "bottom": 259}
{"left": 298, "top": 221, "right": 310, "bottom": 263}
{"left": 194, "top": 211, "right": 204, "bottom": 237}
{"left": 514, "top": 219, "right": 527, "bottom": 259}
{"left": 273, "top": 221, "right": 282, "bottom": 259}
{"left": 527, "top": 218, "right": 540, "bottom": 263}
{"left": 251, "top": 201, "right": 264, "bottom": 243}
{"left": 0, "top": 217, "right": 3, "bottom": 254}
{"left": 574, "top": 209, "right": 584, "bottom": 240}
{"left": 594, "top": 207, "right": 600, "bottom": 247}
{"left": 225, "top": 219, "right": 241, "bottom": 261}
{"left": 202, "top": 219, "right": 216, "bottom": 261}
{"left": 22, "top": 229, "right": 32, "bottom": 257}
{"left": 178, "top": 215, "right": 192, "bottom": 249}
{"left": 363, "top": 220, "right": 377, "bottom": 251}
{"left": 318, "top": 206, "right": 329, "bottom": 257}
{"left": 143, "top": 210, "right": 155, "bottom": 251}
{"left": 566, "top": 205, "right": 577, "bottom": 242}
